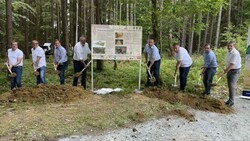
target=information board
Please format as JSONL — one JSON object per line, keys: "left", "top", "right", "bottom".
{"left": 242, "top": 27, "right": 250, "bottom": 99}
{"left": 91, "top": 24, "right": 142, "bottom": 60}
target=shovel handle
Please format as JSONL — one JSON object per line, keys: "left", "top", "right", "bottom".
{"left": 216, "top": 76, "right": 222, "bottom": 83}
{"left": 5, "top": 63, "right": 13, "bottom": 74}
{"left": 173, "top": 73, "right": 177, "bottom": 85}
{"left": 53, "top": 63, "right": 58, "bottom": 71}
{"left": 146, "top": 66, "right": 153, "bottom": 78}
{"left": 79, "top": 60, "right": 92, "bottom": 74}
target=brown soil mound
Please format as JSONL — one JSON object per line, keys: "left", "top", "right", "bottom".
{"left": 0, "top": 85, "right": 91, "bottom": 104}
{"left": 143, "top": 88, "right": 232, "bottom": 114}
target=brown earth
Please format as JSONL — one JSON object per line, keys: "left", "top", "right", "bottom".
{"left": 0, "top": 85, "right": 91, "bottom": 104}
{"left": 143, "top": 87, "right": 233, "bottom": 114}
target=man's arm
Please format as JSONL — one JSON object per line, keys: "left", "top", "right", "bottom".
{"left": 35, "top": 56, "right": 42, "bottom": 67}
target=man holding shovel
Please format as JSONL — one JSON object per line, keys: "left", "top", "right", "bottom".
{"left": 201, "top": 44, "right": 218, "bottom": 96}
{"left": 220, "top": 41, "right": 241, "bottom": 107}
{"left": 7, "top": 40, "right": 23, "bottom": 90}
{"left": 173, "top": 43, "right": 192, "bottom": 92}
{"left": 54, "top": 39, "right": 68, "bottom": 84}
{"left": 144, "top": 39, "right": 161, "bottom": 87}
{"left": 31, "top": 40, "right": 47, "bottom": 85}
{"left": 73, "top": 36, "right": 91, "bottom": 89}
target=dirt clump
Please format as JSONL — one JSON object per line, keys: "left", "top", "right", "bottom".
{"left": 143, "top": 87, "right": 232, "bottom": 114}
{"left": 0, "top": 85, "right": 91, "bottom": 104}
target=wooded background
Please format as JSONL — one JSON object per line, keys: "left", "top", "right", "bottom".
{"left": 1, "top": 0, "right": 249, "bottom": 58}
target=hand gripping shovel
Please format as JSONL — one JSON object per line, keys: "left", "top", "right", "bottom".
{"left": 74, "top": 60, "right": 92, "bottom": 77}
{"left": 210, "top": 76, "right": 222, "bottom": 87}
{"left": 53, "top": 63, "right": 60, "bottom": 74}
{"left": 33, "top": 64, "right": 40, "bottom": 76}
{"left": 146, "top": 66, "right": 156, "bottom": 83}
{"left": 5, "top": 63, "right": 16, "bottom": 77}
{"left": 172, "top": 73, "right": 178, "bottom": 87}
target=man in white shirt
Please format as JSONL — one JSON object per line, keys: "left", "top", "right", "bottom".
{"left": 31, "top": 40, "right": 46, "bottom": 85}
{"left": 54, "top": 39, "right": 68, "bottom": 84}
{"left": 7, "top": 40, "right": 23, "bottom": 90}
{"left": 220, "top": 41, "right": 241, "bottom": 107}
{"left": 173, "top": 43, "right": 193, "bottom": 92}
{"left": 73, "top": 36, "right": 91, "bottom": 89}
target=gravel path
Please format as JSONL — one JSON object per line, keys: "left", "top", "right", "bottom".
{"left": 59, "top": 96, "right": 250, "bottom": 141}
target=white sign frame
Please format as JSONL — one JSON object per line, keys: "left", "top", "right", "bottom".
{"left": 91, "top": 24, "right": 143, "bottom": 92}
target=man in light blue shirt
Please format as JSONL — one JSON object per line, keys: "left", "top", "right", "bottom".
{"left": 202, "top": 44, "right": 218, "bottom": 96}
{"left": 145, "top": 39, "right": 161, "bottom": 87}
{"left": 54, "top": 39, "right": 68, "bottom": 84}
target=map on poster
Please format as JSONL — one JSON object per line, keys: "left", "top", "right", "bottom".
{"left": 91, "top": 24, "right": 142, "bottom": 60}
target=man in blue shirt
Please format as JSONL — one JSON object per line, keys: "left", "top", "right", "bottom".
{"left": 201, "top": 44, "right": 218, "bottom": 96}
{"left": 145, "top": 39, "right": 161, "bottom": 87}
{"left": 54, "top": 39, "right": 68, "bottom": 84}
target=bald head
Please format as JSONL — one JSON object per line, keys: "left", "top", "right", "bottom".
{"left": 79, "top": 36, "right": 86, "bottom": 45}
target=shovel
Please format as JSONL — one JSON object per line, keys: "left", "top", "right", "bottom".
{"left": 74, "top": 60, "right": 92, "bottom": 77}
{"left": 33, "top": 64, "right": 40, "bottom": 76}
{"left": 53, "top": 63, "right": 60, "bottom": 74}
{"left": 5, "top": 63, "right": 16, "bottom": 77}
{"left": 195, "top": 74, "right": 202, "bottom": 87}
{"left": 172, "top": 73, "right": 178, "bottom": 87}
{"left": 146, "top": 66, "right": 156, "bottom": 83}
{"left": 210, "top": 76, "right": 223, "bottom": 87}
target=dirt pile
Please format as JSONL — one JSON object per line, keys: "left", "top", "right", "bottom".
{"left": 143, "top": 88, "right": 232, "bottom": 114}
{"left": 0, "top": 85, "right": 92, "bottom": 103}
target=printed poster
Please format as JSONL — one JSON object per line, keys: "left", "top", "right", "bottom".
{"left": 242, "top": 27, "right": 250, "bottom": 97}
{"left": 91, "top": 24, "right": 142, "bottom": 60}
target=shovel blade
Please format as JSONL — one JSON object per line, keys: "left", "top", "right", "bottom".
{"left": 74, "top": 72, "right": 81, "bottom": 77}
{"left": 149, "top": 77, "right": 156, "bottom": 83}
{"left": 33, "top": 71, "right": 39, "bottom": 76}
{"left": 172, "top": 84, "right": 178, "bottom": 87}
{"left": 210, "top": 83, "right": 217, "bottom": 87}
{"left": 9, "top": 73, "right": 17, "bottom": 77}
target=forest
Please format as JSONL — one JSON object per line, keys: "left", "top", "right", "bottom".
{"left": 1, "top": 0, "right": 250, "bottom": 59}
{"left": 1, "top": 1, "right": 250, "bottom": 140}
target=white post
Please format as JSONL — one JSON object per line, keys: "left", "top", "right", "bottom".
{"left": 138, "top": 59, "right": 142, "bottom": 90}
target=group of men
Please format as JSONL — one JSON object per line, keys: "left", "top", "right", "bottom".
{"left": 6, "top": 36, "right": 90, "bottom": 90}
{"left": 6, "top": 36, "right": 241, "bottom": 107}
{"left": 144, "top": 39, "right": 241, "bottom": 107}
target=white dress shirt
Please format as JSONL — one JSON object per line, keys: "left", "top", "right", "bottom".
{"left": 226, "top": 48, "right": 241, "bottom": 69}
{"left": 8, "top": 48, "right": 23, "bottom": 66}
{"left": 73, "top": 42, "right": 91, "bottom": 61}
{"left": 175, "top": 47, "right": 192, "bottom": 67}
{"left": 31, "top": 46, "right": 46, "bottom": 68}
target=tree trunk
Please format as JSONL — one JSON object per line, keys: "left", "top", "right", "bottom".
{"left": 215, "top": 5, "right": 222, "bottom": 48}
{"left": 203, "top": 13, "right": 209, "bottom": 45}
{"left": 6, "top": 0, "right": 13, "bottom": 51}
{"left": 151, "top": 0, "right": 159, "bottom": 46}
{"left": 197, "top": 12, "right": 202, "bottom": 54}
{"left": 56, "top": 2, "right": 61, "bottom": 39}
{"left": 94, "top": 0, "right": 104, "bottom": 70}
{"left": 209, "top": 15, "right": 215, "bottom": 45}
{"left": 61, "top": 0, "right": 69, "bottom": 52}
{"left": 181, "top": 18, "right": 187, "bottom": 47}
{"left": 0, "top": 2, "right": 5, "bottom": 56}
{"left": 24, "top": 0, "right": 30, "bottom": 59}
{"left": 188, "top": 15, "right": 195, "bottom": 54}
{"left": 51, "top": 0, "right": 54, "bottom": 41}
{"left": 159, "top": 0, "right": 163, "bottom": 54}
{"left": 227, "top": 0, "right": 231, "bottom": 32}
